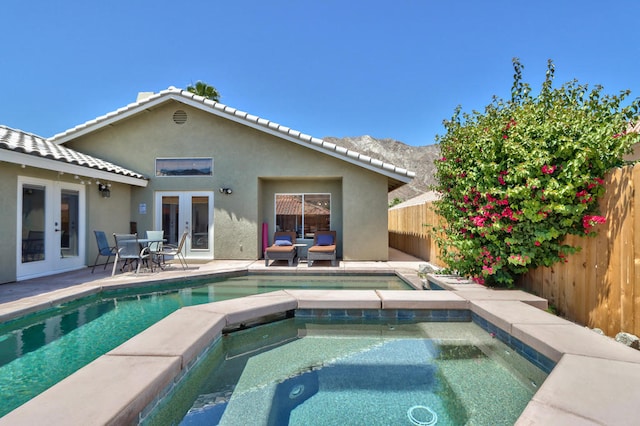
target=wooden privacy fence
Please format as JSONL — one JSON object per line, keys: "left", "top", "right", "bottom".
{"left": 388, "top": 163, "right": 640, "bottom": 338}
{"left": 388, "top": 202, "right": 446, "bottom": 267}
{"left": 519, "top": 163, "right": 640, "bottom": 337}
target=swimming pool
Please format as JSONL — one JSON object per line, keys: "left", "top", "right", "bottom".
{"left": 142, "top": 318, "right": 549, "bottom": 425}
{"left": 0, "top": 273, "right": 411, "bottom": 417}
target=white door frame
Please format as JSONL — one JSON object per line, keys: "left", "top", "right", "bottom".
{"left": 16, "top": 176, "right": 86, "bottom": 280}
{"left": 154, "top": 191, "right": 214, "bottom": 260}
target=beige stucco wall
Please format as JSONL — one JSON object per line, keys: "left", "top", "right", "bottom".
{"left": 0, "top": 164, "right": 18, "bottom": 283}
{"left": 343, "top": 168, "right": 389, "bottom": 260}
{"left": 85, "top": 182, "right": 133, "bottom": 267}
{"left": 64, "top": 101, "right": 391, "bottom": 261}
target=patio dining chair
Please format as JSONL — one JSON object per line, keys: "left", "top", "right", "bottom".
{"left": 145, "top": 230, "right": 165, "bottom": 270}
{"left": 111, "top": 233, "right": 150, "bottom": 276}
{"left": 23, "top": 230, "right": 45, "bottom": 262}
{"left": 157, "top": 231, "right": 189, "bottom": 270}
{"left": 91, "top": 230, "right": 117, "bottom": 273}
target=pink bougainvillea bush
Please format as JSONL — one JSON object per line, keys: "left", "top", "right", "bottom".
{"left": 433, "top": 59, "right": 639, "bottom": 287}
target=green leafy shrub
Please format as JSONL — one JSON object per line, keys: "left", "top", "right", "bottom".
{"left": 433, "top": 59, "right": 639, "bottom": 287}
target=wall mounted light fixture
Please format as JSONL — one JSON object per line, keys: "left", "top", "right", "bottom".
{"left": 98, "top": 183, "right": 111, "bottom": 198}
{"left": 219, "top": 187, "right": 233, "bottom": 195}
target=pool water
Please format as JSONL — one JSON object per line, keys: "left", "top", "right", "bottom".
{"left": 0, "top": 274, "right": 409, "bottom": 417}
{"left": 143, "top": 319, "right": 548, "bottom": 426}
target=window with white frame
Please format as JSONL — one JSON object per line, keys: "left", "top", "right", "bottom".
{"left": 155, "top": 158, "right": 213, "bottom": 176}
{"left": 275, "top": 193, "right": 331, "bottom": 238}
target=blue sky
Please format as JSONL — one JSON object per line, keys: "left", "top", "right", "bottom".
{"left": 1, "top": 1, "right": 639, "bottom": 146}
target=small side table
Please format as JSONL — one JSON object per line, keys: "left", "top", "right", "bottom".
{"left": 293, "top": 243, "right": 308, "bottom": 263}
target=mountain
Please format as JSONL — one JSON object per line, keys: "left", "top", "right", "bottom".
{"left": 323, "top": 135, "right": 440, "bottom": 203}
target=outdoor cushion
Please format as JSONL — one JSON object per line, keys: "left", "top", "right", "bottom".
{"left": 308, "top": 244, "right": 335, "bottom": 253}
{"left": 268, "top": 245, "right": 295, "bottom": 252}
{"left": 316, "top": 234, "right": 333, "bottom": 246}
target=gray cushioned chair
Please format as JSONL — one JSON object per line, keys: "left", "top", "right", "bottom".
{"left": 307, "top": 230, "right": 337, "bottom": 267}
{"left": 265, "top": 231, "right": 297, "bottom": 266}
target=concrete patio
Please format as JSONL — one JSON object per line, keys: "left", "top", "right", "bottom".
{"left": 1, "top": 249, "right": 640, "bottom": 425}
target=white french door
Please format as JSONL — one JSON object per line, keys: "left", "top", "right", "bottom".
{"left": 17, "top": 177, "right": 86, "bottom": 280}
{"left": 154, "top": 191, "right": 214, "bottom": 260}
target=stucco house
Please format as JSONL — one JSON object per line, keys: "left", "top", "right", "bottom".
{"left": 0, "top": 87, "right": 414, "bottom": 283}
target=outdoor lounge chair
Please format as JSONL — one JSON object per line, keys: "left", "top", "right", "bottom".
{"left": 112, "top": 233, "right": 150, "bottom": 276}
{"left": 91, "top": 230, "right": 117, "bottom": 273}
{"left": 307, "top": 230, "right": 337, "bottom": 267}
{"left": 265, "top": 231, "right": 297, "bottom": 266}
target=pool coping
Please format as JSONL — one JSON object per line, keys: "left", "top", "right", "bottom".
{"left": 2, "top": 273, "right": 640, "bottom": 425}
{"left": 0, "top": 267, "right": 416, "bottom": 324}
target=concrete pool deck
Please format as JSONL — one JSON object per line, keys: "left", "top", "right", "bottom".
{"left": 1, "top": 249, "right": 640, "bottom": 425}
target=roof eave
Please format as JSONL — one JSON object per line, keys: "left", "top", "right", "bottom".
{"left": 388, "top": 178, "right": 411, "bottom": 192}
{"left": 2, "top": 150, "right": 148, "bottom": 187}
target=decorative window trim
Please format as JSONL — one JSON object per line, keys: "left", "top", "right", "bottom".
{"left": 155, "top": 158, "right": 213, "bottom": 177}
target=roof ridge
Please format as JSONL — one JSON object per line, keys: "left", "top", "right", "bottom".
{"left": 47, "top": 88, "right": 415, "bottom": 180}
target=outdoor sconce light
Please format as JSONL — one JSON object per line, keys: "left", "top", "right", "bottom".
{"left": 219, "top": 187, "right": 233, "bottom": 195}
{"left": 98, "top": 183, "right": 111, "bottom": 198}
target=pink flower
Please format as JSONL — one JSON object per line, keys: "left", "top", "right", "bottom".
{"left": 583, "top": 215, "right": 606, "bottom": 233}
{"left": 541, "top": 164, "right": 556, "bottom": 175}
{"left": 471, "top": 216, "right": 486, "bottom": 227}
{"left": 576, "top": 190, "right": 589, "bottom": 202}
{"left": 482, "top": 265, "right": 494, "bottom": 275}
{"left": 535, "top": 241, "right": 541, "bottom": 246}
{"left": 504, "top": 119, "right": 517, "bottom": 130}
{"left": 501, "top": 207, "right": 518, "bottom": 221}
{"left": 472, "top": 276, "right": 485, "bottom": 285}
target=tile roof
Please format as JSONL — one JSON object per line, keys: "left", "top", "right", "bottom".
{"left": 0, "top": 125, "right": 147, "bottom": 183}
{"left": 275, "top": 195, "right": 331, "bottom": 215}
{"left": 49, "top": 87, "right": 415, "bottom": 190}
{"left": 388, "top": 191, "right": 441, "bottom": 209}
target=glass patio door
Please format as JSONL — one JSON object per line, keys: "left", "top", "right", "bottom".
{"left": 155, "top": 191, "right": 213, "bottom": 259}
{"left": 17, "top": 177, "right": 85, "bottom": 280}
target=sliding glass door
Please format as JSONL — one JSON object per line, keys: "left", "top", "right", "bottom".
{"left": 275, "top": 193, "right": 331, "bottom": 238}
